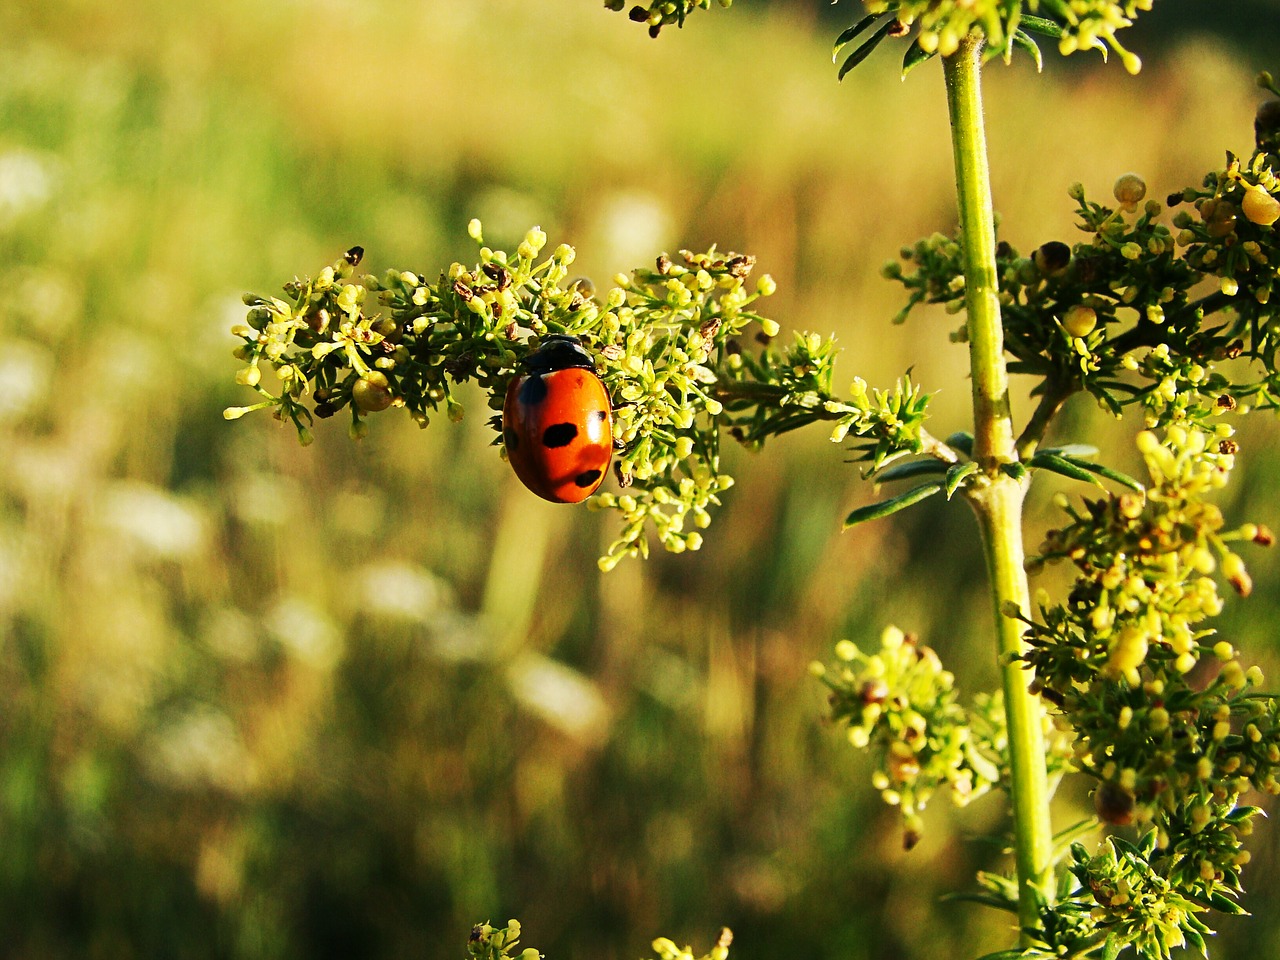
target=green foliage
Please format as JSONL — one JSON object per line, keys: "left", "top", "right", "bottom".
{"left": 464, "top": 920, "right": 733, "bottom": 960}
{"left": 229, "top": 229, "right": 946, "bottom": 568}
{"left": 467, "top": 920, "right": 541, "bottom": 960}
{"left": 813, "top": 626, "right": 1073, "bottom": 849}
{"left": 650, "top": 927, "right": 734, "bottom": 960}
{"left": 820, "top": 77, "right": 1280, "bottom": 960}
{"left": 887, "top": 151, "right": 1280, "bottom": 437}
{"left": 216, "top": 0, "right": 1280, "bottom": 955}
{"left": 830, "top": 0, "right": 1151, "bottom": 78}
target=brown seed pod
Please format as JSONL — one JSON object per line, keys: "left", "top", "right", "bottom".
{"left": 1256, "top": 100, "right": 1280, "bottom": 150}
{"left": 1094, "top": 780, "right": 1136, "bottom": 826}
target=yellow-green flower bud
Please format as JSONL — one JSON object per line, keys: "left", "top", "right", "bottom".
{"left": 1062, "top": 305, "right": 1097, "bottom": 338}
{"left": 1242, "top": 184, "right": 1280, "bottom": 226}
{"left": 1114, "top": 173, "right": 1147, "bottom": 210}
{"left": 353, "top": 371, "right": 394, "bottom": 412}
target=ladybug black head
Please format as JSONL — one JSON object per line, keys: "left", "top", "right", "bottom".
{"left": 521, "top": 334, "right": 595, "bottom": 375}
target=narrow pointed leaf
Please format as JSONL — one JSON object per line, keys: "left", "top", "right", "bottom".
{"left": 1003, "top": 6, "right": 1022, "bottom": 63}
{"left": 973, "top": 951, "right": 1028, "bottom": 960}
{"left": 1019, "top": 13, "right": 1065, "bottom": 38}
{"left": 844, "top": 481, "right": 943, "bottom": 529}
{"left": 875, "top": 459, "right": 950, "bottom": 483}
{"left": 1029, "top": 452, "right": 1106, "bottom": 487}
{"left": 945, "top": 460, "right": 979, "bottom": 499}
{"left": 1040, "top": 443, "right": 1099, "bottom": 458}
{"left": 1058, "top": 454, "right": 1145, "bottom": 493}
{"left": 1011, "top": 29, "right": 1043, "bottom": 71}
{"left": 838, "top": 19, "right": 896, "bottom": 80}
{"left": 1102, "top": 934, "right": 1122, "bottom": 960}
{"left": 833, "top": 15, "right": 879, "bottom": 60}
{"left": 1186, "top": 927, "right": 1207, "bottom": 957}
{"left": 902, "top": 39, "right": 937, "bottom": 78}
{"left": 1207, "top": 892, "right": 1248, "bottom": 914}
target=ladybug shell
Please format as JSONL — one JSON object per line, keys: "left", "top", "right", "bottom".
{"left": 502, "top": 338, "right": 613, "bottom": 504}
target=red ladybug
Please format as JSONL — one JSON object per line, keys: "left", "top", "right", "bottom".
{"left": 502, "top": 335, "right": 613, "bottom": 503}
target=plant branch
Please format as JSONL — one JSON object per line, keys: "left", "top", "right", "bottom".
{"left": 944, "top": 35, "right": 1054, "bottom": 944}
{"left": 1015, "top": 379, "right": 1077, "bottom": 459}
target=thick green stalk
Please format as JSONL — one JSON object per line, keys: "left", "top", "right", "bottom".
{"left": 943, "top": 36, "right": 1054, "bottom": 941}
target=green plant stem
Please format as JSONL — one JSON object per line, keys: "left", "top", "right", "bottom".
{"left": 943, "top": 35, "right": 1054, "bottom": 942}
{"left": 1015, "top": 380, "right": 1076, "bottom": 459}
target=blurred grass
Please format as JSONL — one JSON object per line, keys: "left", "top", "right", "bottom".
{"left": 0, "top": 1, "right": 1278, "bottom": 958}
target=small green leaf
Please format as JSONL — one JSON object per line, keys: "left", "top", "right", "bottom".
{"left": 1101, "top": 934, "right": 1122, "bottom": 960}
{"left": 1028, "top": 452, "right": 1105, "bottom": 487}
{"left": 1001, "top": 461, "right": 1029, "bottom": 481}
{"left": 875, "top": 459, "right": 949, "bottom": 483}
{"left": 1011, "top": 29, "right": 1043, "bottom": 72}
{"left": 838, "top": 19, "right": 896, "bottom": 80}
{"left": 1003, "top": 6, "right": 1022, "bottom": 64}
{"left": 833, "top": 15, "right": 879, "bottom": 61}
{"left": 902, "top": 39, "right": 937, "bottom": 78}
{"left": 1058, "top": 454, "right": 1145, "bottom": 493}
{"left": 1019, "top": 14, "right": 1065, "bottom": 38}
{"left": 844, "top": 481, "right": 943, "bottom": 529}
{"left": 945, "top": 460, "right": 979, "bottom": 499}
{"left": 972, "top": 952, "right": 1029, "bottom": 960}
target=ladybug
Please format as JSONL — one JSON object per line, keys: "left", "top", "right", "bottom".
{"left": 502, "top": 335, "right": 613, "bottom": 503}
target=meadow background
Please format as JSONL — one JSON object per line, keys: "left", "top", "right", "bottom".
{"left": 2, "top": 1, "right": 1280, "bottom": 958}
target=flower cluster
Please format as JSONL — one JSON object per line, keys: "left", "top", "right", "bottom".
{"left": 889, "top": 150, "right": 1280, "bottom": 443}
{"left": 828, "top": 0, "right": 1152, "bottom": 79}
{"left": 603, "top": 0, "right": 731, "bottom": 37}
{"left": 882, "top": 1, "right": 1146, "bottom": 64}
{"left": 999, "top": 423, "right": 1276, "bottom": 952}
{"left": 1030, "top": 427, "right": 1246, "bottom": 672}
{"left": 1068, "top": 833, "right": 1213, "bottom": 959}
{"left": 1171, "top": 150, "right": 1280, "bottom": 324}
{"left": 229, "top": 227, "right": 936, "bottom": 567}
{"left": 650, "top": 928, "right": 733, "bottom": 960}
{"left": 467, "top": 920, "right": 541, "bottom": 960}
{"left": 1022, "top": 426, "right": 1277, "bottom": 798}
{"left": 813, "top": 625, "right": 1071, "bottom": 847}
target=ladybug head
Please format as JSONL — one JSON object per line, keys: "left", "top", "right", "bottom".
{"left": 521, "top": 334, "right": 595, "bottom": 374}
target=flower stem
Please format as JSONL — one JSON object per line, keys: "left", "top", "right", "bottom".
{"left": 943, "top": 35, "right": 1054, "bottom": 942}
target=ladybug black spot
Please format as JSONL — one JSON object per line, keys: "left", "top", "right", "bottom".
{"left": 574, "top": 469, "right": 603, "bottom": 489}
{"left": 518, "top": 375, "right": 548, "bottom": 406}
{"left": 542, "top": 423, "right": 578, "bottom": 448}
{"left": 592, "top": 409, "right": 609, "bottom": 424}
{"left": 503, "top": 427, "right": 520, "bottom": 452}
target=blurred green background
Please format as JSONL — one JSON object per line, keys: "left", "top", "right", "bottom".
{"left": 3, "top": 1, "right": 1280, "bottom": 958}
